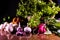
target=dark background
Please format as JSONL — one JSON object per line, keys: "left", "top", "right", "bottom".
{"left": 0, "top": 0, "right": 20, "bottom": 17}
{"left": 0, "top": 0, "right": 19, "bottom": 23}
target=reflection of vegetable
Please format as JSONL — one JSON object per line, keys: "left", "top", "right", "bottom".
{"left": 8, "top": 16, "right": 10, "bottom": 19}
{"left": 2, "top": 16, "right": 11, "bottom": 22}
{"left": 3, "top": 18, "right": 6, "bottom": 21}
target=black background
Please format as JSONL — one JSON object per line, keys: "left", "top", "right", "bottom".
{"left": 0, "top": 0, "right": 19, "bottom": 17}
{"left": 0, "top": 0, "right": 19, "bottom": 23}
